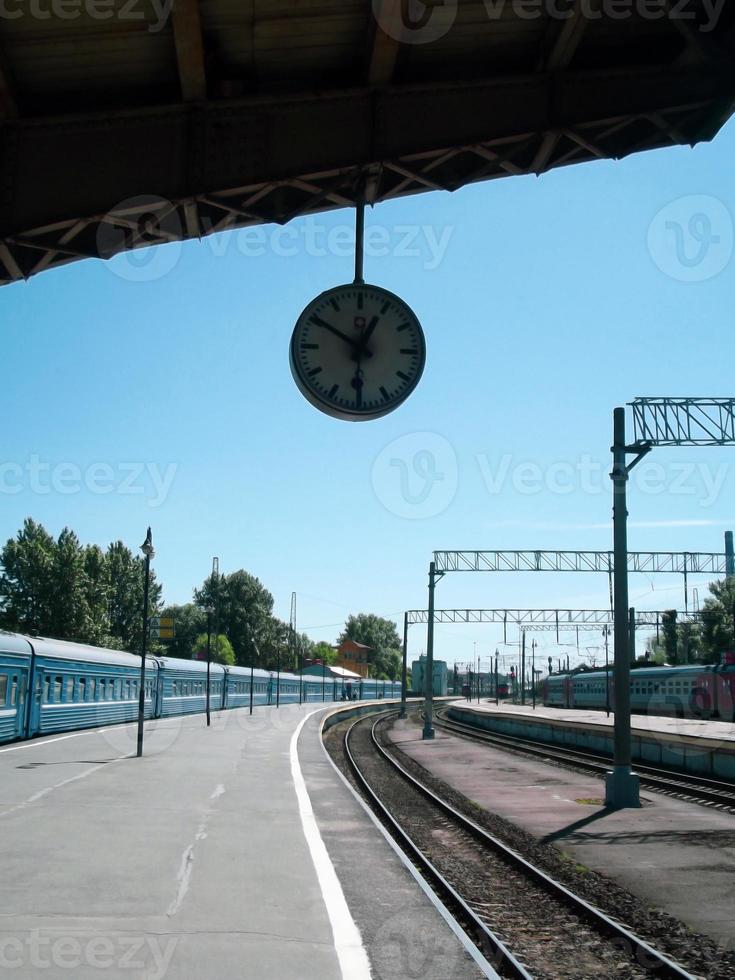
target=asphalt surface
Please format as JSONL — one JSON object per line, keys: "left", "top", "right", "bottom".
{"left": 0, "top": 704, "right": 485, "bottom": 979}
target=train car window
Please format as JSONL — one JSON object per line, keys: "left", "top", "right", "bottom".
{"left": 10, "top": 676, "right": 17, "bottom": 705}
{"left": 89, "top": 678, "right": 96, "bottom": 700}
{"left": 65, "top": 677, "right": 74, "bottom": 701}
{"left": 79, "top": 677, "right": 86, "bottom": 700}
{"left": 19, "top": 674, "right": 27, "bottom": 704}
{"left": 54, "top": 676, "right": 63, "bottom": 701}
{"left": 0, "top": 675, "right": 7, "bottom": 704}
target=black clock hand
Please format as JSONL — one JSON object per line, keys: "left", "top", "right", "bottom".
{"left": 310, "top": 315, "right": 359, "bottom": 350}
{"left": 359, "top": 315, "right": 379, "bottom": 349}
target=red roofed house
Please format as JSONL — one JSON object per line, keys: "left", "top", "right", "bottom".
{"left": 335, "top": 639, "right": 371, "bottom": 679}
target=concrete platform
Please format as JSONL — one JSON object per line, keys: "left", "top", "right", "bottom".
{"left": 448, "top": 700, "right": 735, "bottom": 779}
{"left": 0, "top": 703, "right": 486, "bottom": 979}
{"left": 389, "top": 715, "right": 735, "bottom": 947}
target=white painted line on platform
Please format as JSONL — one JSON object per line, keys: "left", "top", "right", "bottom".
{"left": 0, "top": 727, "right": 112, "bottom": 754}
{"left": 319, "top": 712, "right": 502, "bottom": 980}
{"left": 291, "top": 710, "right": 372, "bottom": 980}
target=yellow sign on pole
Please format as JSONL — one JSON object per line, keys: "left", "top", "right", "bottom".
{"left": 149, "top": 617, "right": 175, "bottom": 640}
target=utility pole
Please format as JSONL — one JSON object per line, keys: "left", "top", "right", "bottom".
{"left": 423, "top": 560, "right": 440, "bottom": 740}
{"left": 603, "top": 625, "right": 610, "bottom": 717}
{"left": 521, "top": 631, "right": 526, "bottom": 706}
{"left": 494, "top": 650, "right": 499, "bottom": 706}
{"left": 400, "top": 612, "right": 408, "bottom": 719}
{"left": 531, "top": 639, "right": 536, "bottom": 709}
{"left": 608, "top": 406, "right": 643, "bottom": 808}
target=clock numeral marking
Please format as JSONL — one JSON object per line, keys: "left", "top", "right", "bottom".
{"left": 328, "top": 384, "right": 339, "bottom": 398}
{"left": 310, "top": 315, "right": 331, "bottom": 329}
{"left": 400, "top": 348, "right": 418, "bottom": 355}
{"left": 301, "top": 343, "right": 319, "bottom": 350}
{"left": 380, "top": 300, "right": 391, "bottom": 315}
{"left": 379, "top": 386, "right": 390, "bottom": 401}
{"left": 396, "top": 323, "right": 410, "bottom": 332}
{"left": 357, "top": 292, "right": 364, "bottom": 310}
{"left": 330, "top": 298, "right": 341, "bottom": 312}
{"left": 309, "top": 366, "right": 323, "bottom": 377}
{"left": 397, "top": 370, "right": 410, "bottom": 382}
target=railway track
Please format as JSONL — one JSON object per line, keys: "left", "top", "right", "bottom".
{"left": 341, "top": 711, "right": 697, "bottom": 980}
{"left": 435, "top": 708, "right": 735, "bottom": 812}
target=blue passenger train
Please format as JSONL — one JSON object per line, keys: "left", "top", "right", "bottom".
{"left": 0, "top": 631, "right": 402, "bottom": 744}
{"left": 542, "top": 660, "right": 735, "bottom": 720}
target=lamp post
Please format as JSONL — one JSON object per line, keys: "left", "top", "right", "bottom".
{"left": 205, "top": 605, "right": 214, "bottom": 727}
{"left": 249, "top": 635, "right": 259, "bottom": 716}
{"left": 136, "top": 527, "right": 154, "bottom": 759}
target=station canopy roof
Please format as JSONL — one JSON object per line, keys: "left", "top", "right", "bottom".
{"left": 0, "top": 0, "right": 733, "bottom": 284}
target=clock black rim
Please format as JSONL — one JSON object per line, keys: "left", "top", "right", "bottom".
{"left": 289, "top": 282, "right": 426, "bottom": 422}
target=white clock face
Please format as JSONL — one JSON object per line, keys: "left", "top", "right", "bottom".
{"left": 290, "top": 283, "right": 426, "bottom": 421}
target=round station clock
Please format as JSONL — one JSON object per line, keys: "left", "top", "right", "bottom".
{"left": 289, "top": 282, "right": 426, "bottom": 421}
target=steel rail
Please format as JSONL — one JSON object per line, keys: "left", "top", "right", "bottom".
{"left": 371, "top": 713, "right": 697, "bottom": 980}
{"left": 343, "top": 713, "right": 530, "bottom": 980}
{"left": 436, "top": 710, "right": 735, "bottom": 810}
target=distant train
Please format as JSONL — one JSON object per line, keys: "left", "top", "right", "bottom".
{"left": 0, "top": 631, "right": 401, "bottom": 744}
{"left": 453, "top": 669, "right": 509, "bottom": 699}
{"left": 542, "top": 660, "right": 735, "bottom": 721}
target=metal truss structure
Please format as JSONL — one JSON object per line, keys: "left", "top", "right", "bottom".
{"left": 631, "top": 397, "right": 735, "bottom": 447}
{"left": 432, "top": 550, "right": 726, "bottom": 575}
{"left": 4, "top": 71, "right": 729, "bottom": 286}
{"left": 406, "top": 608, "right": 700, "bottom": 629}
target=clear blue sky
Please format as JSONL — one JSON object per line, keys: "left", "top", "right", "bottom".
{"left": 3, "top": 119, "right": 734, "bottom": 672}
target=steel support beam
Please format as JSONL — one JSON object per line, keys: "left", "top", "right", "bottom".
{"left": 1, "top": 63, "right": 732, "bottom": 283}
{"left": 631, "top": 397, "right": 735, "bottom": 446}
{"left": 405, "top": 608, "right": 699, "bottom": 627}
{"left": 433, "top": 550, "right": 727, "bottom": 574}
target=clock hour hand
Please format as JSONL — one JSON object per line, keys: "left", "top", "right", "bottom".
{"left": 358, "top": 315, "right": 379, "bottom": 349}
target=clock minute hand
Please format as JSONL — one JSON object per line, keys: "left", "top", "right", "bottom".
{"left": 310, "top": 314, "right": 359, "bottom": 350}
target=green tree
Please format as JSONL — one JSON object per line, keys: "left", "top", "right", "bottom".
{"left": 311, "top": 640, "right": 337, "bottom": 665}
{"left": 700, "top": 577, "right": 735, "bottom": 663}
{"left": 192, "top": 632, "right": 235, "bottom": 665}
{"left": 660, "top": 609, "right": 679, "bottom": 664}
{"left": 160, "top": 603, "right": 207, "bottom": 660}
{"left": 195, "top": 569, "right": 274, "bottom": 665}
{"left": 339, "top": 613, "right": 402, "bottom": 679}
{"left": 48, "top": 528, "right": 90, "bottom": 640}
{"left": 82, "top": 544, "right": 112, "bottom": 645}
{"left": 107, "top": 540, "right": 162, "bottom": 652}
{"left": 0, "top": 518, "right": 56, "bottom": 634}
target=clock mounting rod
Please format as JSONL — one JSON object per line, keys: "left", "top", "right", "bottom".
{"left": 354, "top": 190, "right": 365, "bottom": 286}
